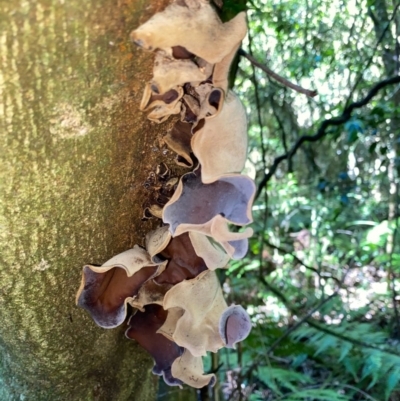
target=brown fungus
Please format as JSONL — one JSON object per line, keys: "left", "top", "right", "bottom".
{"left": 76, "top": 246, "right": 164, "bottom": 328}
{"left": 163, "top": 120, "right": 194, "bottom": 168}
{"left": 153, "top": 232, "right": 208, "bottom": 285}
{"left": 171, "top": 45, "right": 195, "bottom": 60}
{"left": 77, "top": 0, "right": 256, "bottom": 390}
{"left": 180, "top": 85, "right": 224, "bottom": 126}
{"left": 125, "top": 304, "right": 183, "bottom": 387}
{"left": 130, "top": 1, "right": 247, "bottom": 65}
{"left": 180, "top": 94, "right": 201, "bottom": 124}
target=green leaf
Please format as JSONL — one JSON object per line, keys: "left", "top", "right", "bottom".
{"left": 385, "top": 368, "right": 400, "bottom": 401}
{"left": 257, "top": 367, "right": 311, "bottom": 394}
{"left": 343, "top": 358, "right": 359, "bottom": 381}
{"left": 338, "top": 341, "right": 353, "bottom": 362}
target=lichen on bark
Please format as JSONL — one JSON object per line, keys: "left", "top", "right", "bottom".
{"left": 0, "top": 0, "right": 173, "bottom": 399}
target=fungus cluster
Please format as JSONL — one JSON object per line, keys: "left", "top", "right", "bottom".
{"left": 77, "top": 0, "right": 255, "bottom": 389}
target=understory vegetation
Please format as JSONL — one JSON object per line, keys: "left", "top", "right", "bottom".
{"left": 159, "top": 0, "right": 400, "bottom": 399}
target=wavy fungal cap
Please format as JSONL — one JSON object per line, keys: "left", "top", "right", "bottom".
{"left": 162, "top": 169, "right": 255, "bottom": 234}
{"left": 131, "top": 2, "right": 247, "bottom": 64}
{"left": 188, "top": 231, "right": 230, "bottom": 270}
{"left": 76, "top": 246, "right": 164, "bottom": 328}
{"left": 171, "top": 350, "right": 216, "bottom": 388}
{"left": 191, "top": 91, "right": 248, "bottom": 183}
{"left": 161, "top": 270, "right": 227, "bottom": 356}
{"left": 152, "top": 53, "right": 211, "bottom": 94}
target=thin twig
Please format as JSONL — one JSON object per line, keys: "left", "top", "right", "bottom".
{"left": 258, "top": 278, "right": 400, "bottom": 357}
{"left": 256, "top": 75, "right": 400, "bottom": 199}
{"left": 247, "top": 21, "right": 267, "bottom": 174}
{"left": 269, "top": 96, "right": 293, "bottom": 173}
{"left": 345, "top": 1, "right": 400, "bottom": 107}
{"left": 267, "top": 291, "right": 339, "bottom": 354}
{"left": 239, "top": 49, "right": 318, "bottom": 98}
{"left": 264, "top": 240, "right": 341, "bottom": 284}
{"left": 340, "top": 384, "right": 380, "bottom": 401}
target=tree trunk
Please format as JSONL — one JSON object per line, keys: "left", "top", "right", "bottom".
{"left": 0, "top": 0, "right": 172, "bottom": 399}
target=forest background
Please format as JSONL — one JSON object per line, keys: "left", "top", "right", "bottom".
{"left": 190, "top": 0, "right": 400, "bottom": 400}
{"left": 0, "top": 0, "right": 399, "bottom": 400}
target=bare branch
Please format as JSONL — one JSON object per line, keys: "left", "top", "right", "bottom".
{"left": 265, "top": 240, "right": 341, "bottom": 285}
{"left": 239, "top": 49, "right": 318, "bottom": 97}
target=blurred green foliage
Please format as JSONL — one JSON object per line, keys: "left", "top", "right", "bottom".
{"left": 209, "top": 0, "right": 400, "bottom": 400}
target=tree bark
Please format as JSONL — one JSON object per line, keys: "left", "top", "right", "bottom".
{"left": 0, "top": 0, "right": 173, "bottom": 399}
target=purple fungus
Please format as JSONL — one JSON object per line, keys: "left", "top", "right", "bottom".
{"left": 126, "top": 304, "right": 183, "bottom": 387}
{"left": 76, "top": 247, "right": 163, "bottom": 328}
{"left": 219, "top": 305, "right": 252, "bottom": 348}
{"left": 162, "top": 169, "right": 255, "bottom": 235}
{"left": 171, "top": 45, "right": 195, "bottom": 60}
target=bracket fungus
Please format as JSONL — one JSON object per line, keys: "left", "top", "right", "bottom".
{"left": 126, "top": 304, "right": 183, "bottom": 387}
{"left": 161, "top": 270, "right": 229, "bottom": 356}
{"left": 130, "top": 1, "right": 247, "bottom": 65}
{"left": 191, "top": 91, "right": 248, "bottom": 183}
{"left": 140, "top": 83, "right": 183, "bottom": 123}
{"left": 153, "top": 232, "right": 208, "bottom": 285}
{"left": 163, "top": 121, "right": 194, "bottom": 168}
{"left": 76, "top": 246, "right": 165, "bottom": 328}
{"left": 159, "top": 271, "right": 252, "bottom": 357}
{"left": 78, "top": 0, "right": 255, "bottom": 390}
{"left": 188, "top": 231, "right": 230, "bottom": 269}
{"left": 171, "top": 349, "right": 216, "bottom": 388}
{"left": 162, "top": 169, "right": 255, "bottom": 233}
{"left": 151, "top": 53, "right": 212, "bottom": 95}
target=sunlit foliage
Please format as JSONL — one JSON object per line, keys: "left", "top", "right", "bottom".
{"left": 214, "top": 0, "right": 400, "bottom": 400}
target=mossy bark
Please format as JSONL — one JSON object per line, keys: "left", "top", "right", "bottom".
{"left": 0, "top": 0, "right": 173, "bottom": 400}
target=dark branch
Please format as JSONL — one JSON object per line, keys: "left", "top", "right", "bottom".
{"left": 256, "top": 75, "right": 400, "bottom": 199}
{"left": 265, "top": 240, "right": 341, "bottom": 285}
{"left": 239, "top": 49, "right": 318, "bottom": 98}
